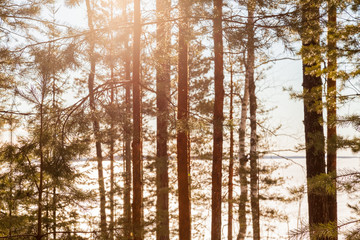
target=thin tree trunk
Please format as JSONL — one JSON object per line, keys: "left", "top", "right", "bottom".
{"left": 109, "top": 3, "right": 115, "bottom": 238}
{"left": 237, "top": 56, "right": 250, "bottom": 240}
{"left": 37, "top": 98, "right": 44, "bottom": 240}
{"left": 327, "top": 1, "right": 337, "bottom": 238}
{"left": 301, "top": 0, "right": 327, "bottom": 238}
{"left": 156, "top": 0, "right": 171, "bottom": 239}
{"left": 122, "top": 0, "right": 132, "bottom": 238}
{"left": 211, "top": 0, "right": 224, "bottom": 238}
{"left": 132, "top": 0, "right": 143, "bottom": 238}
{"left": 247, "top": 1, "right": 260, "bottom": 239}
{"left": 52, "top": 187, "right": 56, "bottom": 240}
{"left": 177, "top": 0, "right": 191, "bottom": 238}
{"left": 228, "top": 64, "right": 234, "bottom": 240}
{"left": 85, "top": 0, "right": 107, "bottom": 237}
{"left": 109, "top": 64, "right": 115, "bottom": 240}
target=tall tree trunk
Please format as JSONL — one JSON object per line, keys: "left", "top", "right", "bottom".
{"left": 85, "top": 0, "right": 107, "bottom": 237}
{"left": 301, "top": 0, "right": 327, "bottom": 238}
{"left": 109, "top": 63, "right": 115, "bottom": 240}
{"left": 228, "top": 64, "right": 234, "bottom": 240}
{"left": 37, "top": 98, "right": 44, "bottom": 240}
{"left": 156, "top": 0, "right": 171, "bottom": 239}
{"left": 177, "top": 0, "right": 191, "bottom": 239}
{"left": 247, "top": 1, "right": 260, "bottom": 239}
{"left": 237, "top": 56, "right": 250, "bottom": 240}
{"left": 132, "top": 0, "right": 143, "bottom": 238}
{"left": 122, "top": 0, "right": 132, "bottom": 238}
{"left": 109, "top": 3, "right": 115, "bottom": 239}
{"left": 327, "top": 1, "right": 337, "bottom": 238}
{"left": 211, "top": 0, "right": 224, "bottom": 238}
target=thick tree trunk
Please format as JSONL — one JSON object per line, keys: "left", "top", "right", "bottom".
{"left": 132, "top": 0, "right": 143, "bottom": 239}
{"left": 211, "top": 0, "right": 224, "bottom": 238}
{"left": 301, "top": 0, "right": 327, "bottom": 238}
{"left": 177, "top": 0, "right": 191, "bottom": 239}
{"left": 85, "top": 0, "right": 107, "bottom": 237}
{"left": 228, "top": 64, "right": 234, "bottom": 240}
{"left": 237, "top": 56, "right": 250, "bottom": 240}
{"left": 156, "top": 0, "right": 171, "bottom": 239}
{"left": 327, "top": 1, "right": 337, "bottom": 239}
{"left": 122, "top": 0, "right": 132, "bottom": 238}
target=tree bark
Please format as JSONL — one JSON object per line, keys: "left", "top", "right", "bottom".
{"left": 301, "top": 0, "right": 327, "bottom": 238}
{"left": 228, "top": 64, "right": 234, "bottom": 240}
{"left": 327, "top": 1, "right": 337, "bottom": 238}
{"left": 85, "top": 0, "right": 107, "bottom": 237}
{"left": 237, "top": 56, "right": 250, "bottom": 240}
{"left": 177, "top": 0, "right": 191, "bottom": 238}
{"left": 156, "top": 0, "right": 171, "bottom": 239}
{"left": 211, "top": 0, "right": 224, "bottom": 238}
{"left": 132, "top": 0, "right": 143, "bottom": 238}
{"left": 247, "top": 1, "right": 260, "bottom": 239}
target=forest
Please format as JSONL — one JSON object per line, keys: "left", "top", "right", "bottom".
{"left": 0, "top": 0, "right": 360, "bottom": 239}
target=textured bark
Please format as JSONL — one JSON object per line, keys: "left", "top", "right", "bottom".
{"left": 211, "top": 0, "right": 224, "bottom": 238}
{"left": 156, "top": 0, "right": 171, "bottom": 239}
{"left": 85, "top": 0, "right": 107, "bottom": 237}
{"left": 122, "top": 0, "right": 132, "bottom": 238}
{"left": 301, "top": 0, "right": 327, "bottom": 238}
{"left": 132, "top": 0, "right": 143, "bottom": 239}
{"left": 247, "top": 2, "right": 260, "bottom": 239}
{"left": 237, "top": 55, "right": 250, "bottom": 240}
{"left": 228, "top": 65, "right": 234, "bottom": 240}
{"left": 327, "top": 1, "right": 337, "bottom": 239}
{"left": 177, "top": 0, "right": 191, "bottom": 238}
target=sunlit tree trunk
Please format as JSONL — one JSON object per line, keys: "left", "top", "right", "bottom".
{"left": 327, "top": 1, "right": 337, "bottom": 238}
{"left": 301, "top": 0, "right": 327, "bottom": 238}
{"left": 109, "top": 51, "right": 115, "bottom": 240}
{"left": 237, "top": 86, "right": 249, "bottom": 240}
{"left": 156, "top": 0, "right": 171, "bottom": 239}
{"left": 237, "top": 56, "right": 250, "bottom": 240}
{"left": 177, "top": 0, "right": 191, "bottom": 238}
{"left": 132, "top": 0, "right": 143, "bottom": 238}
{"left": 211, "top": 0, "right": 224, "bottom": 238}
{"left": 228, "top": 64, "right": 234, "bottom": 240}
{"left": 246, "top": 1, "right": 260, "bottom": 239}
{"left": 109, "top": 3, "right": 115, "bottom": 239}
{"left": 85, "top": 0, "right": 107, "bottom": 237}
{"left": 122, "top": 0, "right": 132, "bottom": 238}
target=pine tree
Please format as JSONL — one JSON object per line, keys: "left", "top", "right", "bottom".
{"left": 211, "top": 0, "right": 224, "bottom": 238}
{"left": 156, "top": 0, "right": 171, "bottom": 239}
{"left": 300, "top": 0, "right": 328, "bottom": 238}
{"left": 326, "top": 1, "right": 338, "bottom": 238}
{"left": 177, "top": 0, "right": 191, "bottom": 238}
{"left": 132, "top": 0, "right": 143, "bottom": 238}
